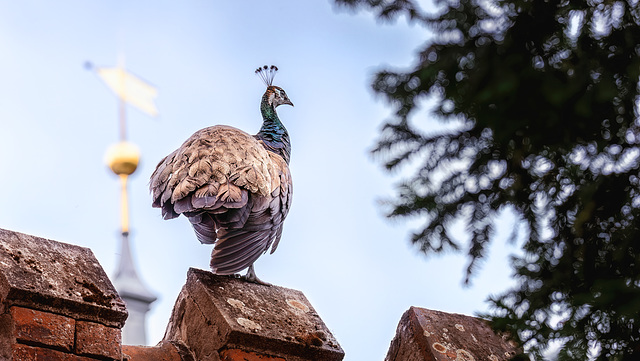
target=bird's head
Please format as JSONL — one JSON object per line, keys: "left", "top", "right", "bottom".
{"left": 256, "top": 65, "right": 293, "bottom": 108}
{"left": 265, "top": 85, "right": 294, "bottom": 108}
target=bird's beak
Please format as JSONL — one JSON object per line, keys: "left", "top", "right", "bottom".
{"left": 285, "top": 99, "right": 294, "bottom": 107}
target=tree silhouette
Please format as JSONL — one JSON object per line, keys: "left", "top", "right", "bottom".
{"left": 336, "top": 0, "right": 640, "bottom": 359}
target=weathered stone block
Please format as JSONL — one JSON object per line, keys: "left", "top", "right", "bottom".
{"left": 385, "top": 307, "right": 520, "bottom": 361}
{"left": 11, "top": 306, "right": 75, "bottom": 351}
{"left": 75, "top": 320, "right": 122, "bottom": 360}
{"left": 0, "top": 228, "right": 127, "bottom": 328}
{"left": 163, "top": 268, "right": 344, "bottom": 361}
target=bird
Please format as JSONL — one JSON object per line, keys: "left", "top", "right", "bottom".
{"left": 149, "top": 65, "right": 293, "bottom": 285}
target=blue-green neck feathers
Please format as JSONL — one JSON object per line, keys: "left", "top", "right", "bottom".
{"left": 256, "top": 90, "right": 291, "bottom": 164}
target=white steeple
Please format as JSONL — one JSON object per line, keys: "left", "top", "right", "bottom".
{"left": 113, "top": 231, "right": 157, "bottom": 345}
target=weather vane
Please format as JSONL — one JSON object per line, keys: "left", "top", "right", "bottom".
{"left": 89, "top": 57, "right": 158, "bottom": 234}
{"left": 89, "top": 57, "right": 159, "bottom": 345}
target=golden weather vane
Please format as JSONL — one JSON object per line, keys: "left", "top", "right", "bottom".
{"left": 90, "top": 57, "right": 159, "bottom": 345}
{"left": 90, "top": 58, "right": 158, "bottom": 234}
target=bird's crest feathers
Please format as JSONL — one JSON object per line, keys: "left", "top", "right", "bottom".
{"left": 255, "top": 65, "right": 278, "bottom": 87}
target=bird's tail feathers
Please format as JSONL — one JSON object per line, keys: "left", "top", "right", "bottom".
{"left": 269, "top": 226, "right": 284, "bottom": 254}
{"left": 210, "top": 229, "right": 270, "bottom": 274}
{"left": 189, "top": 213, "right": 218, "bottom": 244}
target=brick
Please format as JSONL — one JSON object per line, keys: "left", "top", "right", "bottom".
{"left": 220, "top": 349, "right": 285, "bottom": 361}
{"left": 1, "top": 311, "right": 13, "bottom": 360}
{"left": 12, "top": 343, "right": 96, "bottom": 361}
{"left": 122, "top": 341, "right": 185, "bottom": 361}
{"left": 11, "top": 307, "right": 75, "bottom": 351}
{"left": 75, "top": 320, "right": 122, "bottom": 360}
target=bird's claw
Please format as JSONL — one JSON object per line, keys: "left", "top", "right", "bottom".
{"left": 243, "top": 265, "right": 271, "bottom": 286}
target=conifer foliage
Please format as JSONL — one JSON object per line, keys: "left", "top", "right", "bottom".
{"left": 336, "top": 0, "right": 640, "bottom": 359}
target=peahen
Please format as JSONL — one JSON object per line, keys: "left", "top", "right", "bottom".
{"left": 150, "top": 65, "right": 293, "bottom": 284}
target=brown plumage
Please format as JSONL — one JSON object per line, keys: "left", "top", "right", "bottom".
{"left": 150, "top": 67, "right": 293, "bottom": 283}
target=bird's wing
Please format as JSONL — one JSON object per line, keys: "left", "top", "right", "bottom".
{"left": 209, "top": 147, "right": 292, "bottom": 274}
{"left": 150, "top": 125, "right": 292, "bottom": 275}
{"left": 264, "top": 150, "right": 293, "bottom": 254}
{"left": 150, "top": 125, "right": 275, "bottom": 220}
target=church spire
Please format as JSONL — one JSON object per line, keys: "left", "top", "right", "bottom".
{"left": 112, "top": 231, "right": 157, "bottom": 345}
{"left": 96, "top": 59, "right": 158, "bottom": 345}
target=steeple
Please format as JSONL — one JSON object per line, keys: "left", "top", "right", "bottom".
{"left": 105, "top": 141, "right": 157, "bottom": 345}
{"left": 95, "top": 59, "right": 159, "bottom": 345}
{"left": 112, "top": 232, "right": 157, "bottom": 345}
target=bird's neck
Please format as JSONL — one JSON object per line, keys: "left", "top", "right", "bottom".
{"left": 256, "top": 101, "right": 291, "bottom": 164}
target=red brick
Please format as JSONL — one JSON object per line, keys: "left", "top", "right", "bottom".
{"left": 11, "top": 307, "right": 75, "bottom": 351}
{"left": 122, "top": 342, "right": 183, "bottom": 361}
{"left": 12, "top": 343, "right": 95, "bottom": 361}
{"left": 220, "top": 348, "right": 285, "bottom": 361}
{"left": 75, "top": 320, "right": 122, "bottom": 360}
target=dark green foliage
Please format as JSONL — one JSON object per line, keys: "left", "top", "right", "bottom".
{"left": 336, "top": 0, "right": 640, "bottom": 359}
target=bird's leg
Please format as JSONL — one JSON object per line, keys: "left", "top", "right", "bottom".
{"left": 243, "top": 264, "right": 271, "bottom": 286}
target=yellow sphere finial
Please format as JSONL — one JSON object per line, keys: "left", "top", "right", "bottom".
{"left": 105, "top": 141, "right": 141, "bottom": 176}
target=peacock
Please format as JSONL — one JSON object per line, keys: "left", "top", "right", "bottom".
{"left": 150, "top": 65, "right": 293, "bottom": 284}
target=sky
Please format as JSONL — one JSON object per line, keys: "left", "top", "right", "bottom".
{"left": 0, "top": 1, "right": 521, "bottom": 360}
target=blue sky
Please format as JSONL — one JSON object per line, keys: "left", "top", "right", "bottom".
{"left": 0, "top": 1, "right": 520, "bottom": 359}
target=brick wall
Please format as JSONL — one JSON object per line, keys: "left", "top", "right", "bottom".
{"left": 0, "top": 229, "right": 345, "bottom": 361}
{"left": 1, "top": 228, "right": 520, "bottom": 361}
{"left": 6, "top": 306, "right": 121, "bottom": 360}
{"left": 0, "top": 229, "right": 128, "bottom": 360}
